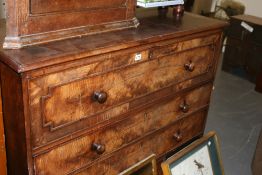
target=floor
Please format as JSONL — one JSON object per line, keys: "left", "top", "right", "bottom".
{"left": 205, "top": 70, "right": 262, "bottom": 175}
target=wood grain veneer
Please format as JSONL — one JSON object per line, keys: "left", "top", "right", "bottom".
{"left": 0, "top": 9, "right": 227, "bottom": 175}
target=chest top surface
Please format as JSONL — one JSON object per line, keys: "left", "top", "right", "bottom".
{"left": 0, "top": 9, "right": 227, "bottom": 73}
{"left": 232, "top": 14, "right": 262, "bottom": 26}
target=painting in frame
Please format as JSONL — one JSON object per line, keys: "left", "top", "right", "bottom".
{"left": 161, "top": 131, "right": 224, "bottom": 175}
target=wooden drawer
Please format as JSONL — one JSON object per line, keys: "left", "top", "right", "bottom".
{"left": 28, "top": 36, "right": 217, "bottom": 149}
{"left": 32, "top": 84, "right": 212, "bottom": 174}
{"left": 34, "top": 109, "right": 207, "bottom": 175}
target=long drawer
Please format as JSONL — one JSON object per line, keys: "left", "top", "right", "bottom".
{"left": 34, "top": 109, "right": 207, "bottom": 175}
{"left": 29, "top": 48, "right": 216, "bottom": 149}
{"left": 32, "top": 83, "right": 212, "bottom": 174}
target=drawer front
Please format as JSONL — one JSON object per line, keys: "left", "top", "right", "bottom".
{"left": 33, "top": 84, "right": 212, "bottom": 175}
{"left": 29, "top": 44, "right": 215, "bottom": 148}
{"left": 34, "top": 110, "right": 207, "bottom": 175}
{"left": 42, "top": 46, "right": 213, "bottom": 128}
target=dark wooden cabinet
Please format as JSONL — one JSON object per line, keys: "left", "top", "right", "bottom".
{"left": 0, "top": 9, "right": 226, "bottom": 175}
{"left": 223, "top": 15, "right": 262, "bottom": 83}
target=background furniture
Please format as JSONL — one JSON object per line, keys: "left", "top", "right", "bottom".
{"left": 0, "top": 8, "right": 226, "bottom": 175}
{"left": 255, "top": 66, "right": 262, "bottom": 93}
{"left": 222, "top": 15, "right": 262, "bottom": 83}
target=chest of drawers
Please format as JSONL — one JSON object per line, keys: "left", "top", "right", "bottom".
{"left": 0, "top": 9, "right": 227, "bottom": 175}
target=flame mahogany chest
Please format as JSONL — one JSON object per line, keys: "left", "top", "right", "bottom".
{"left": 0, "top": 8, "right": 227, "bottom": 175}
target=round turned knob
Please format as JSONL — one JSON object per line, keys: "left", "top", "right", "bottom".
{"left": 180, "top": 100, "right": 190, "bottom": 113}
{"left": 173, "top": 132, "right": 183, "bottom": 142}
{"left": 91, "top": 143, "right": 106, "bottom": 155}
{"left": 92, "top": 91, "right": 108, "bottom": 104}
{"left": 184, "top": 62, "right": 195, "bottom": 72}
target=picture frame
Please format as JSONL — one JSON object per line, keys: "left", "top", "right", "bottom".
{"left": 119, "top": 154, "right": 158, "bottom": 175}
{"left": 161, "top": 131, "right": 224, "bottom": 175}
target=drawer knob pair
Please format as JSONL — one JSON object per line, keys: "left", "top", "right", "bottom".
{"left": 92, "top": 91, "right": 108, "bottom": 104}
{"left": 91, "top": 143, "right": 106, "bottom": 154}
{"left": 180, "top": 100, "right": 190, "bottom": 113}
{"left": 184, "top": 62, "right": 195, "bottom": 72}
{"left": 173, "top": 131, "right": 183, "bottom": 142}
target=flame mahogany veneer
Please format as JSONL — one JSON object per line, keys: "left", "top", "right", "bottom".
{"left": 0, "top": 9, "right": 227, "bottom": 175}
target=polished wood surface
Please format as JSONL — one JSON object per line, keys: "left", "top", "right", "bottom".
{"left": 0, "top": 10, "right": 226, "bottom": 73}
{"left": 29, "top": 43, "right": 216, "bottom": 149}
{"left": 34, "top": 84, "right": 212, "bottom": 175}
{"left": 0, "top": 9, "right": 227, "bottom": 175}
{"left": 3, "top": 0, "right": 138, "bottom": 49}
{"left": 62, "top": 112, "right": 207, "bottom": 175}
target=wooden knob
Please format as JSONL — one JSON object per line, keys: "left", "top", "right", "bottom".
{"left": 92, "top": 91, "right": 108, "bottom": 104}
{"left": 173, "top": 132, "right": 183, "bottom": 142}
{"left": 91, "top": 143, "right": 106, "bottom": 155}
{"left": 179, "top": 100, "right": 190, "bottom": 113}
{"left": 184, "top": 62, "right": 195, "bottom": 72}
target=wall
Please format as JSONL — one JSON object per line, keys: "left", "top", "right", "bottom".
{"left": 212, "top": 0, "right": 262, "bottom": 18}
{"left": 192, "top": 0, "right": 213, "bottom": 14}
{"left": 0, "top": 0, "right": 6, "bottom": 19}
{"left": 238, "top": 0, "right": 262, "bottom": 17}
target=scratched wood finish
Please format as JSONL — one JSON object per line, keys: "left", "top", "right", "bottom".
{"left": 0, "top": 11, "right": 227, "bottom": 175}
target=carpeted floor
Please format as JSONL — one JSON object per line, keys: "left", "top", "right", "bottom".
{"left": 206, "top": 70, "right": 262, "bottom": 175}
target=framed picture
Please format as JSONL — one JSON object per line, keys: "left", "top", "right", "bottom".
{"left": 119, "top": 154, "right": 158, "bottom": 175}
{"left": 161, "top": 131, "right": 224, "bottom": 175}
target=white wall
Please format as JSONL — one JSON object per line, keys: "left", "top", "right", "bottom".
{"left": 212, "top": 0, "right": 262, "bottom": 18}
{"left": 0, "top": 0, "right": 6, "bottom": 19}
{"left": 238, "top": 0, "right": 262, "bottom": 17}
